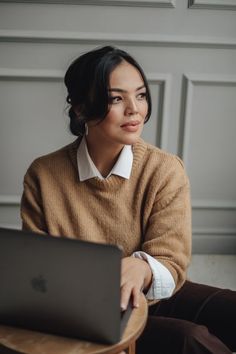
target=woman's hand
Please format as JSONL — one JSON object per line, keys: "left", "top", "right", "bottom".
{"left": 120, "top": 256, "right": 152, "bottom": 310}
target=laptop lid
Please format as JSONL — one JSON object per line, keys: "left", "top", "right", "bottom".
{"left": 0, "top": 227, "right": 131, "bottom": 344}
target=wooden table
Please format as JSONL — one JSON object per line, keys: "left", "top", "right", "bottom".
{"left": 0, "top": 294, "right": 148, "bottom": 354}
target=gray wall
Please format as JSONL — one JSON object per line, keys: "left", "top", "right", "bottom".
{"left": 0, "top": 0, "right": 236, "bottom": 253}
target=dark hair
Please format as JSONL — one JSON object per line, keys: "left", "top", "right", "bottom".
{"left": 64, "top": 45, "right": 152, "bottom": 136}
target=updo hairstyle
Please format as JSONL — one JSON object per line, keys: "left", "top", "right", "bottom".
{"left": 64, "top": 45, "right": 152, "bottom": 136}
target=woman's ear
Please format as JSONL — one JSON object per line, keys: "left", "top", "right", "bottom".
{"left": 74, "top": 106, "right": 81, "bottom": 117}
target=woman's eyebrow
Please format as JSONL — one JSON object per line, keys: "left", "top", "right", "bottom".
{"left": 108, "top": 85, "right": 146, "bottom": 93}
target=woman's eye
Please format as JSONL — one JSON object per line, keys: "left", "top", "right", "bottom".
{"left": 137, "top": 92, "right": 147, "bottom": 100}
{"left": 109, "top": 96, "right": 122, "bottom": 104}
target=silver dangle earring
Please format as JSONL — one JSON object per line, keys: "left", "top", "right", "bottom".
{"left": 85, "top": 122, "right": 89, "bottom": 136}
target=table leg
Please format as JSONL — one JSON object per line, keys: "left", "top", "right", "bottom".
{"left": 127, "top": 341, "right": 136, "bottom": 354}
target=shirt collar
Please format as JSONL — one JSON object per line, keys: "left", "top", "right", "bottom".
{"left": 77, "top": 135, "right": 133, "bottom": 181}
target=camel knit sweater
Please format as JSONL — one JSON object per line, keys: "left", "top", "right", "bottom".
{"left": 21, "top": 138, "right": 192, "bottom": 293}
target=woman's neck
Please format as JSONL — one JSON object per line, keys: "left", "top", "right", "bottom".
{"left": 85, "top": 136, "right": 124, "bottom": 178}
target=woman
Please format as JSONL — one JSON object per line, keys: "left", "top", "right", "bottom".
{"left": 21, "top": 46, "right": 236, "bottom": 354}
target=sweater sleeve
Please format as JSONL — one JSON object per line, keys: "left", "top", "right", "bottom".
{"left": 20, "top": 162, "right": 48, "bottom": 234}
{"left": 142, "top": 156, "right": 192, "bottom": 295}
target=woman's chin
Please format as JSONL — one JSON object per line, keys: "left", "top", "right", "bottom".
{"left": 124, "top": 135, "right": 141, "bottom": 146}
{"left": 119, "top": 131, "right": 142, "bottom": 146}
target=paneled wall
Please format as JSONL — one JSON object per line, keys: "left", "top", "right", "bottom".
{"left": 0, "top": 0, "right": 235, "bottom": 253}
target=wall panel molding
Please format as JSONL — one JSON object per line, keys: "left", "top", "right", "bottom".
{"left": 179, "top": 74, "right": 236, "bottom": 212}
{"left": 193, "top": 228, "right": 236, "bottom": 254}
{"left": 0, "top": 0, "right": 176, "bottom": 7}
{"left": 193, "top": 227, "right": 236, "bottom": 236}
{"left": 0, "top": 69, "right": 64, "bottom": 211}
{"left": 179, "top": 73, "right": 236, "bottom": 163}
{"left": 148, "top": 73, "right": 172, "bottom": 150}
{"left": 1, "top": 30, "right": 236, "bottom": 49}
{"left": 0, "top": 195, "right": 21, "bottom": 205}
{"left": 0, "top": 68, "right": 63, "bottom": 81}
{"left": 192, "top": 200, "right": 236, "bottom": 210}
{"left": 0, "top": 223, "right": 20, "bottom": 229}
{"left": 192, "top": 235, "right": 236, "bottom": 254}
{"left": 189, "top": 0, "right": 236, "bottom": 11}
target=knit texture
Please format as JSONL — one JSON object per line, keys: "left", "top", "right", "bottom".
{"left": 21, "top": 138, "right": 192, "bottom": 293}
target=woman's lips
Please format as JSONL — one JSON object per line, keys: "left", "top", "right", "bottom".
{"left": 121, "top": 121, "right": 141, "bottom": 132}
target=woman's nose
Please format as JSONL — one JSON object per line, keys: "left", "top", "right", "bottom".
{"left": 125, "top": 98, "right": 138, "bottom": 115}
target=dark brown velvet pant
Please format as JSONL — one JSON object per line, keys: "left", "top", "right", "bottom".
{"left": 136, "top": 281, "right": 236, "bottom": 354}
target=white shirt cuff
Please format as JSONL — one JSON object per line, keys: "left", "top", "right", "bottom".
{"left": 132, "top": 251, "right": 175, "bottom": 300}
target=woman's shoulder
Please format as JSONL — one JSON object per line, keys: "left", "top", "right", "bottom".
{"left": 134, "top": 138, "right": 185, "bottom": 169}
{"left": 134, "top": 139, "right": 189, "bottom": 191}
{"left": 25, "top": 139, "right": 79, "bottom": 176}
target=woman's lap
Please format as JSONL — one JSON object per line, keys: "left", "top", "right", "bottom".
{"left": 136, "top": 281, "right": 236, "bottom": 354}
{"left": 136, "top": 316, "right": 232, "bottom": 354}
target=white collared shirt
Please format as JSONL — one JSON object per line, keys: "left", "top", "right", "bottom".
{"left": 77, "top": 136, "right": 175, "bottom": 300}
{"left": 77, "top": 135, "right": 133, "bottom": 181}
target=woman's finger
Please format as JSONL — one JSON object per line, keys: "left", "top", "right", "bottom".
{"left": 121, "top": 283, "right": 142, "bottom": 310}
{"left": 132, "top": 286, "right": 141, "bottom": 308}
{"left": 120, "top": 257, "right": 152, "bottom": 309}
{"left": 120, "top": 283, "right": 132, "bottom": 311}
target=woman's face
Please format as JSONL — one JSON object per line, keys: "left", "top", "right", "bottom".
{"left": 87, "top": 60, "right": 148, "bottom": 148}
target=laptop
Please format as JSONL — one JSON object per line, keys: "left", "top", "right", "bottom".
{"left": 0, "top": 227, "right": 132, "bottom": 345}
